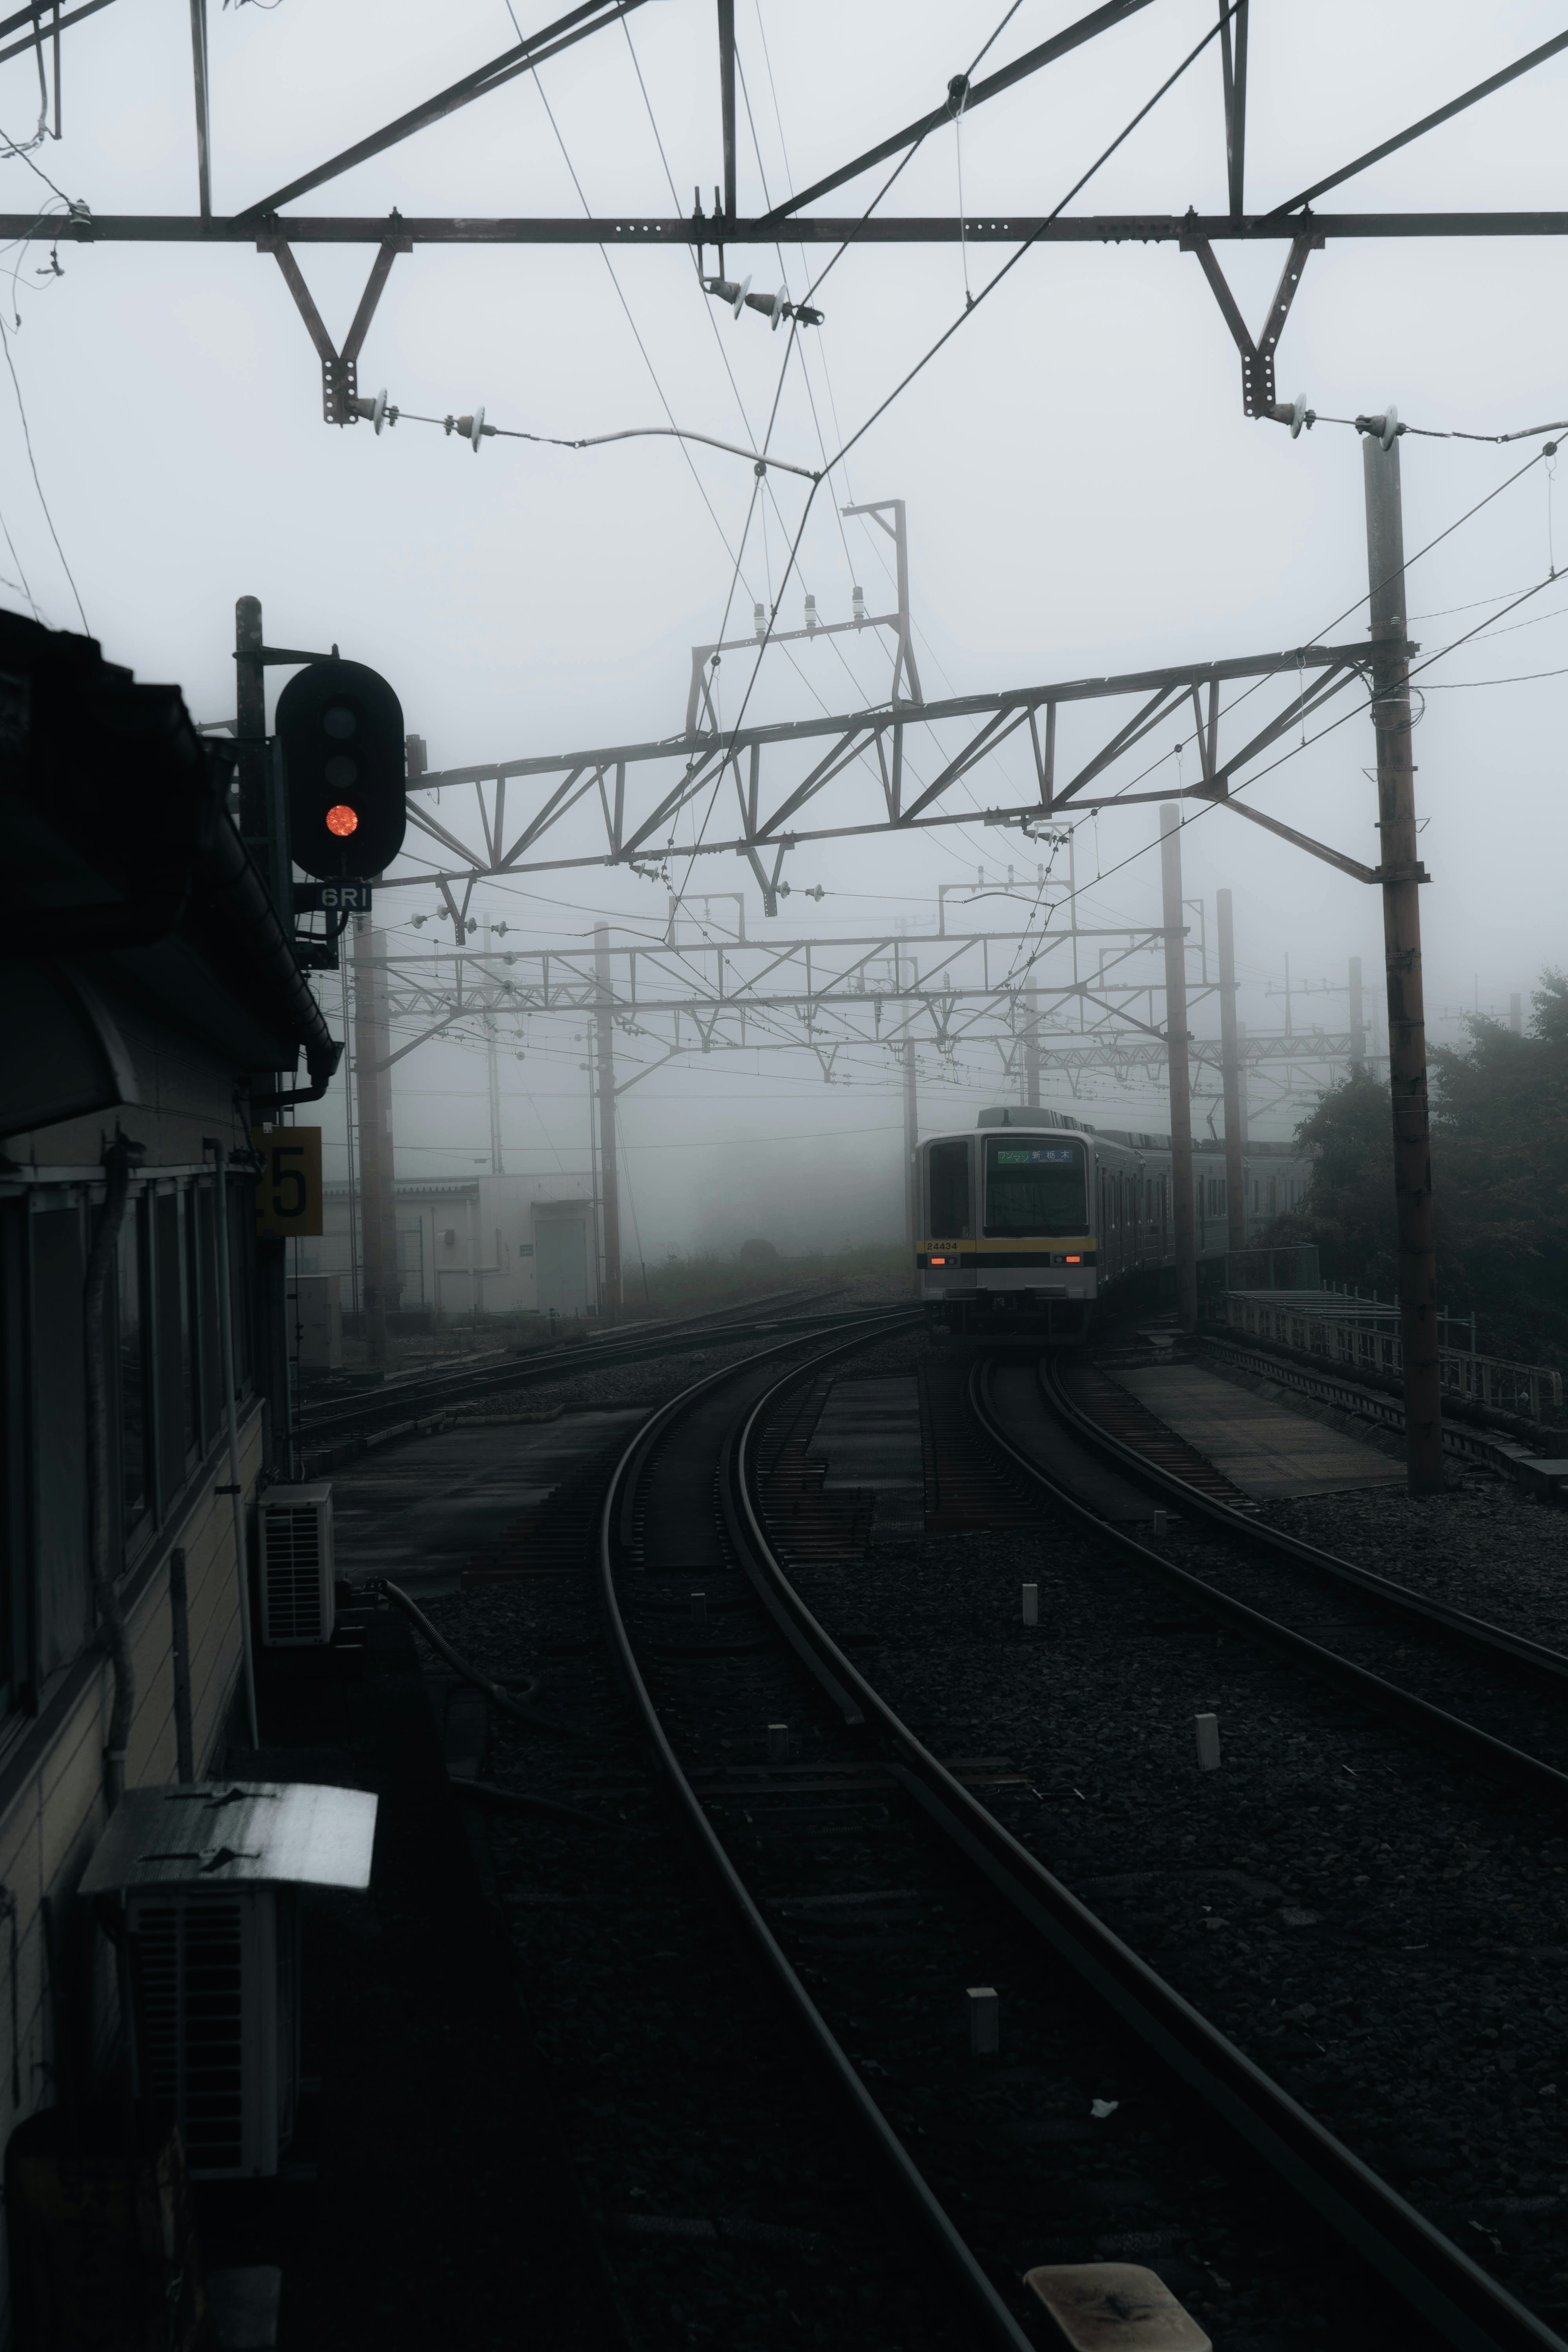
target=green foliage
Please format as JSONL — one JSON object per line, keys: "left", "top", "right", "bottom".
{"left": 1425, "top": 971, "right": 1568, "bottom": 1352}
{"left": 1265, "top": 973, "right": 1568, "bottom": 1358}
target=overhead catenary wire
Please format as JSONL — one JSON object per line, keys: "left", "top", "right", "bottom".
{"left": 0, "top": 316, "right": 82, "bottom": 628}
{"left": 381, "top": 405, "right": 819, "bottom": 482}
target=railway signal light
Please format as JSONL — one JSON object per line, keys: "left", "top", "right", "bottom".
{"left": 277, "top": 657, "right": 407, "bottom": 881}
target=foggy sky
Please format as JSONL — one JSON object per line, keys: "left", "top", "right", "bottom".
{"left": 10, "top": 2, "right": 1568, "bottom": 1252}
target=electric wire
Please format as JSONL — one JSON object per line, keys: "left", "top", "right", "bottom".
{"left": 0, "top": 316, "right": 82, "bottom": 627}
{"left": 821, "top": 2, "right": 1243, "bottom": 477}
{"left": 698, "top": 0, "right": 1245, "bottom": 899}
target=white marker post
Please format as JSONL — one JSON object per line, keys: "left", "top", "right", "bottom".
{"left": 968, "top": 1987, "right": 1000, "bottom": 2058}
{"left": 1194, "top": 1713, "right": 1221, "bottom": 1771}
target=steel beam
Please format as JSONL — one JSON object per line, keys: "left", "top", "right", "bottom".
{"left": 239, "top": 0, "right": 649, "bottom": 220}
{"left": 1267, "top": 29, "right": 1568, "bottom": 219}
{"left": 15, "top": 212, "right": 1568, "bottom": 245}
{"left": 755, "top": 0, "right": 1161, "bottom": 227}
{"left": 381, "top": 638, "right": 1388, "bottom": 890}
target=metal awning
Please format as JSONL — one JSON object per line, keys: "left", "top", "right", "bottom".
{"left": 80, "top": 1782, "right": 378, "bottom": 1895}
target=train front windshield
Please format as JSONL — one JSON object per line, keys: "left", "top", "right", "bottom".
{"left": 983, "top": 1138, "right": 1088, "bottom": 1235}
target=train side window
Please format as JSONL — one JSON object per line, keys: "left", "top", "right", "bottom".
{"left": 928, "top": 1140, "right": 971, "bottom": 1238}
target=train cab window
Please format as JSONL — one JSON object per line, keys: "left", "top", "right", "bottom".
{"left": 984, "top": 1138, "right": 1087, "bottom": 1235}
{"left": 928, "top": 1140, "right": 971, "bottom": 1238}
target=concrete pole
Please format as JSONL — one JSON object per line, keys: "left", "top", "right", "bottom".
{"left": 483, "top": 919, "right": 504, "bottom": 1174}
{"left": 1023, "top": 976, "right": 1040, "bottom": 1109}
{"left": 1363, "top": 421, "right": 1443, "bottom": 1494}
{"left": 234, "top": 595, "right": 268, "bottom": 855}
{"left": 593, "top": 922, "right": 621, "bottom": 1321}
{"left": 907, "top": 1030, "right": 921, "bottom": 1289}
{"left": 1349, "top": 955, "right": 1366, "bottom": 1066}
{"left": 1216, "top": 888, "right": 1245, "bottom": 1254}
{"left": 1160, "top": 808, "right": 1198, "bottom": 1327}
{"left": 352, "top": 917, "right": 398, "bottom": 1367}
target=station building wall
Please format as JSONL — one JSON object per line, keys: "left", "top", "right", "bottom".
{"left": 0, "top": 1029, "right": 263, "bottom": 2339}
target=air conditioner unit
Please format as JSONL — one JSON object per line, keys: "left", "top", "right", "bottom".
{"left": 257, "top": 1482, "right": 335, "bottom": 1646}
{"left": 80, "top": 1783, "right": 379, "bottom": 2183}
{"left": 128, "top": 1884, "right": 298, "bottom": 2178}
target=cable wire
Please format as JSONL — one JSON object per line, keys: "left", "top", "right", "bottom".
{"left": 0, "top": 316, "right": 82, "bottom": 628}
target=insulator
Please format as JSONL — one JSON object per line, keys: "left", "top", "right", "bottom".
{"left": 703, "top": 273, "right": 751, "bottom": 317}
{"left": 851, "top": 584, "right": 866, "bottom": 623}
{"left": 804, "top": 594, "right": 818, "bottom": 633}
{"left": 753, "top": 601, "right": 767, "bottom": 640}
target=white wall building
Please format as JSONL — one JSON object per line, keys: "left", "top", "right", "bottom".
{"left": 311, "top": 1172, "right": 600, "bottom": 1319}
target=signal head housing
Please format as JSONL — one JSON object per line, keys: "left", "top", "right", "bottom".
{"left": 278, "top": 657, "right": 406, "bottom": 880}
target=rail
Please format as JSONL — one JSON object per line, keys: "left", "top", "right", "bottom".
{"left": 967, "top": 1355, "right": 1568, "bottom": 2352}
{"left": 1212, "top": 1291, "right": 1563, "bottom": 1423}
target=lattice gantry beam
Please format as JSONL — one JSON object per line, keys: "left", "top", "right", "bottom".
{"left": 389, "top": 635, "right": 1396, "bottom": 894}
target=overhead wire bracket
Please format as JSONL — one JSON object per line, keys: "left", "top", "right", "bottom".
{"left": 1180, "top": 219, "right": 1322, "bottom": 422}
{"left": 260, "top": 226, "right": 412, "bottom": 424}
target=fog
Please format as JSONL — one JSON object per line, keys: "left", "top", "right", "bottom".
{"left": 11, "top": 1, "right": 1568, "bottom": 1254}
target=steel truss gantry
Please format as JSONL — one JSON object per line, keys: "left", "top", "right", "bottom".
{"left": 20, "top": 4, "right": 1568, "bottom": 440}
{"left": 366, "top": 916, "right": 1190, "bottom": 1077}
{"left": 390, "top": 634, "right": 1396, "bottom": 926}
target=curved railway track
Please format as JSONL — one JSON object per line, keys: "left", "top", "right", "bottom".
{"left": 296, "top": 1286, "right": 869, "bottom": 1450}
{"left": 579, "top": 1321, "right": 1566, "bottom": 2352}
{"left": 970, "top": 1352, "right": 1568, "bottom": 1800}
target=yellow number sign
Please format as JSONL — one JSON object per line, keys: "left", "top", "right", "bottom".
{"left": 252, "top": 1126, "right": 324, "bottom": 1237}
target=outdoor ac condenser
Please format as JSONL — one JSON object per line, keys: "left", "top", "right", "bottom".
{"left": 127, "top": 1884, "right": 299, "bottom": 2178}
{"left": 82, "top": 1783, "right": 379, "bottom": 2182}
{"left": 256, "top": 1482, "right": 335, "bottom": 1645}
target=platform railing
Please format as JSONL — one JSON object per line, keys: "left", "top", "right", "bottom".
{"left": 1212, "top": 1293, "right": 1564, "bottom": 1424}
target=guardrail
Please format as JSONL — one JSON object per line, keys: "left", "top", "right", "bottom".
{"left": 1212, "top": 1293, "right": 1564, "bottom": 1424}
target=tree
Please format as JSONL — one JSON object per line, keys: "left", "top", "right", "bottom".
{"left": 1263, "top": 974, "right": 1568, "bottom": 1361}
{"left": 1425, "top": 971, "right": 1568, "bottom": 1354}
{"left": 1262, "top": 1067, "right": 1399, "bottom": 1296}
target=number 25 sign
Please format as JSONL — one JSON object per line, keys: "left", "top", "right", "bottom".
{"left": 251, "top": 1126, "right": 324, "bottom": 1237}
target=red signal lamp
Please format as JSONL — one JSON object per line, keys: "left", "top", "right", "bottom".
{"left": 326, "top": 804, "right": 360, "bottom": 837}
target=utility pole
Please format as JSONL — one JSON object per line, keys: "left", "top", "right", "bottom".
{"left": 1216, "top": 888, "right": 1245, "bottom": 1254}
{"left": 1023, "top": 975, "right": 1040, "bottom": 1109}
{"left": 483, "top": 918, "right": 503, "bottom": 1174}
{"left": 1160, "top": 809, "right": 1198, "bottom": 1327}
{"left": 352, "top": 918, "right": 398, "bottom": 1366}
{"left": 1363, "top": 416, "right": 1443, "bottom": 1494}
{"left": 1349, "top": 955, "right": 1365, "bottom": 1066}
{"left": 234, "top": 595, "right": 268, "bottom": 857}
{"left": 903, "top": 1031, "right": 920, "bottom": 1293}
{"left": 1510, "top": 992, "right": 1523, "bottom": 1036}
{"left": 594, "top": 922, "right": 621, "bottom": 1321}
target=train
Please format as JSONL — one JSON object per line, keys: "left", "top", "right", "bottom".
{"left": 914, "top": 1105, "right": 1314, "bottom": 1337}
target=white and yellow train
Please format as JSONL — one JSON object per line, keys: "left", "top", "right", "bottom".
{"left": 915, "top": 1106, "right": 1313, "bottom": 1337}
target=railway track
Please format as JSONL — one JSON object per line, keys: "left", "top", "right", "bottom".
{"left": 295, "top": 1283, "right": 869, "bottom": 1452}
{"left": 1009, "top": 1352, "right": 1568, "bottom": 1793}
{"left": 393, "top": 1316, "right": 1568, "bottom": 2347}
{"left": 584, "top": 1324, "right": 1561, "bottom": 2349}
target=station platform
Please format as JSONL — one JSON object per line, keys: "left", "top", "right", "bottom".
{"left": 1111, "top": 1357, "right": 1406, "bottom": 1499}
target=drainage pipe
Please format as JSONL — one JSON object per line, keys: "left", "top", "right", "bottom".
{"left": 82, "top": 1132, "right": 143, "bottom": 1810}
{"left": 205, "top": 1138, "right": 259, "bottom": 1749}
